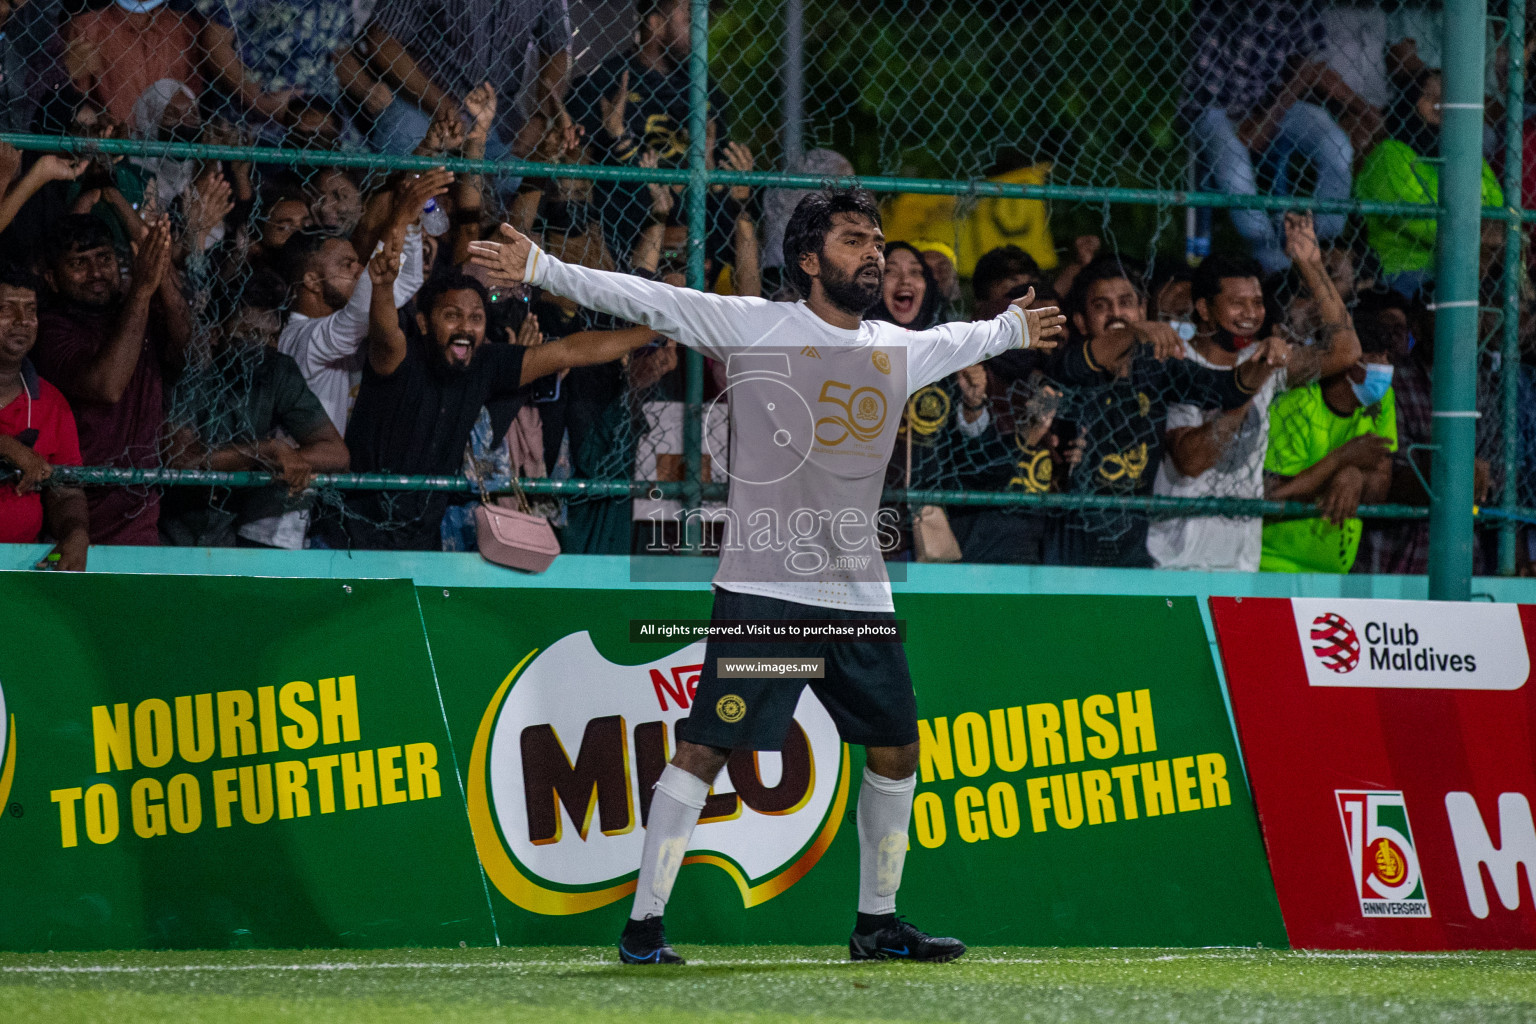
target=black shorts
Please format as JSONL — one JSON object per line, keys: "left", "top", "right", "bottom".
{"left": 676, "top": 587, "right": 919, "bottom": 752}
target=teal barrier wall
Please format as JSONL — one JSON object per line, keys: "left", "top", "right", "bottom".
{"left": 8, "top": 544, "right": 1536, "bottom": 600}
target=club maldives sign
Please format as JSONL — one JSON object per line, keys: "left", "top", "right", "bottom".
{"left": 1213, "top": 597, "right": 1536, "bottom": 949}
{"left": 1293, "top": 599, "right": 1528, "bottom": 688}
{"left": 465, "top": 633, "right": 850, "bottom": 916}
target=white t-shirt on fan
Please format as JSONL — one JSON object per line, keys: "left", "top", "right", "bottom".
{"left": 1145, "top": 341, "right": 1286, "bottom": 573}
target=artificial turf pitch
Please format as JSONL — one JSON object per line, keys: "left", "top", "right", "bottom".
{"left": 4, "top": 946, "right": 1535, "bottom": 1023}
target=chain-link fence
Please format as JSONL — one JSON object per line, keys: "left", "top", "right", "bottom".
{"left": 0, "top": 0, "right": 1528, "bottom": 576}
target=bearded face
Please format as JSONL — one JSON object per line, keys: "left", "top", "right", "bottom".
{"left": 307, "top": 238, "right": 364, "bottom": 313}
{"left": 420, "top": 288, "right": 488, "bottom": 374}
{"left": 809, "top": 213, "right": 885, "bottom": 317}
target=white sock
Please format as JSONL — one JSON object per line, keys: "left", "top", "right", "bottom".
{"left": 856, "top": 767, "right": 916, "bottom": 916}
{"left": 630, "top": 763, "right": 712, "bottom": 921}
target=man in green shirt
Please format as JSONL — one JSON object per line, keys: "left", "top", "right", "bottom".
{"left": 1261, "top": 321, "right": 1397, "bottom": 573}
{"left": 1354, "top": 69, "right": 1503, "bottom": 297}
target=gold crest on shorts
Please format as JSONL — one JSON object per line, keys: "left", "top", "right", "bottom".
{"left": 716, "top": 694, "right": 747, "bottom": 723}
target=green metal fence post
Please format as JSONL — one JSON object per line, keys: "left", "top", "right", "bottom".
{"left": 783, "top": 0, "right": 805, "bottom": 166}
{"left": 682, "top": 0, "right": 711, "bottom": 554}
{"left": 1501, "top": 0, "right": 1526, "bottom": 575}
{"left": 1429, "top": 0, "right": 1490, "bottom": 600}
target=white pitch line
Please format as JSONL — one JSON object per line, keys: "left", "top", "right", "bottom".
{"left": 4, "top": 963, "right": 530, "bottom": 974}
{"left": 0, "top": 957, "right": 1119, "bottom": 973}
{"left": 0, "top": 951, "right": 1483, "bottom": 976}
{"left": 0, "top": 959, "right": 864, "bottom": 974}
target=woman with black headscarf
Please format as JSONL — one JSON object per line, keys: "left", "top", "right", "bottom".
{"left": 871, "top": 241, "right": 965, "bottom": 561}
{"left": 1355, "top": 69, "right": 1503, "bottom": 299}
{"left": 867, "top": 241, "right": 941, "bottom": 329}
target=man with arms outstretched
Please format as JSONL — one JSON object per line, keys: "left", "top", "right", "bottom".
{"left": 470, "top": 188, "right": 1065, "bottom": 966}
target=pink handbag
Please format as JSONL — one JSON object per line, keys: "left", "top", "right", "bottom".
{"left": 470, "top": 469, "right": 560, "bottom": 573}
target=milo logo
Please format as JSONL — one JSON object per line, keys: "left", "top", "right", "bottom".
{"left": 466, "top": 633, "right": 849, "bottom": 915}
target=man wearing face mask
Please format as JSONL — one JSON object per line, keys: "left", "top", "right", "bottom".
{"left": 1261, "top": 316, "right": 1397, "bottom": 574}
{"left": 1350, "top": 291, "right": 1496, "bottom": 575}
{"left": 570, "top": 0, "right": 733, "bottom": 271}
{"left": 1147, "top": 215, "right": 1362, "bottom": 571}
{"left": 330, "top": 231, "right": 657, "bottom": 551}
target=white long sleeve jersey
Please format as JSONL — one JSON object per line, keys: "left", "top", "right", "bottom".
{"left": 279, "top": 227, "right": 427, "bottom": 434}
{"left": 525, "top": 244, "right": 1031, "bottom": 611}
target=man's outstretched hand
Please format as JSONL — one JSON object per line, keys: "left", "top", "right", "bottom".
{"left": 467, "top": 222, "right": 533, "bottom": 288}
{"left": 1009, "top": 288, "right": 1066, "bottom": 350}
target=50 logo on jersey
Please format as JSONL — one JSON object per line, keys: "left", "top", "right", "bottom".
{"left": 466, "top": 633, "right": 850, "bottom": 915}
{"left": 815, "top": 379, "right": 889, "bottom": 446}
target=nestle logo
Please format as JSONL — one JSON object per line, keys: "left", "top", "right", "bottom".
{"left": 650, "top": 663, "right": 703, "bottom": 711}
{"left": 1311, "top": 613, "right": 1361, "bottom": 673}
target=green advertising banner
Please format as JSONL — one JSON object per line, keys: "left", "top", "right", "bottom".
{"left": 418, "top": 587, "right": 1288, "bottom": 947}
{"left": 0, "top": 572, "right": 1284, "bottom": 949}
{"left": 896, "top": 594, "right": 1285, "bottom": 947}
{"left": 0, "top": 572, "right": 495, "bottom": 951}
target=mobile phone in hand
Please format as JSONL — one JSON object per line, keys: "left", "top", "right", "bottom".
{"left": 532, "top": 373, "right": 561, "bottom": 403}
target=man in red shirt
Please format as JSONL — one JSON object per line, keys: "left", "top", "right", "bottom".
{"left": 33, "top": 214, "right": 191, "bottom": 545}
{"left": 0, "top": 267, "right": 89, "bottom": 570}
{"left": 61, "top": 0, "right": 206, "bottom": 127}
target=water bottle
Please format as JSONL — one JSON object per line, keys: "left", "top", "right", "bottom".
{"left": 1185, "top": 206, "right": 1211, "bottom": 266}
{"left": 421, "top": 196, "right": 450, "bottom": 237}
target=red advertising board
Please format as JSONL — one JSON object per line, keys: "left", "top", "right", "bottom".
{"left": 1211, "top": 596, "right": 1536, "bottom": 949}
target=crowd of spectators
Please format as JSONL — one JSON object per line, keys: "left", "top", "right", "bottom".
{"left": 1188, "top": 0, "right": 1516, "bottom": 301}
{"left": 0, "top": 0, "right": 1530, "bottom": 577}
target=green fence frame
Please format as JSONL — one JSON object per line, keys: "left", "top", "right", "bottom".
{"left": 1, "top": 0, "right": 1524, "bottom": 589}
{"left": 1501, "top": 0, "right": 1527, "bottom": 580}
